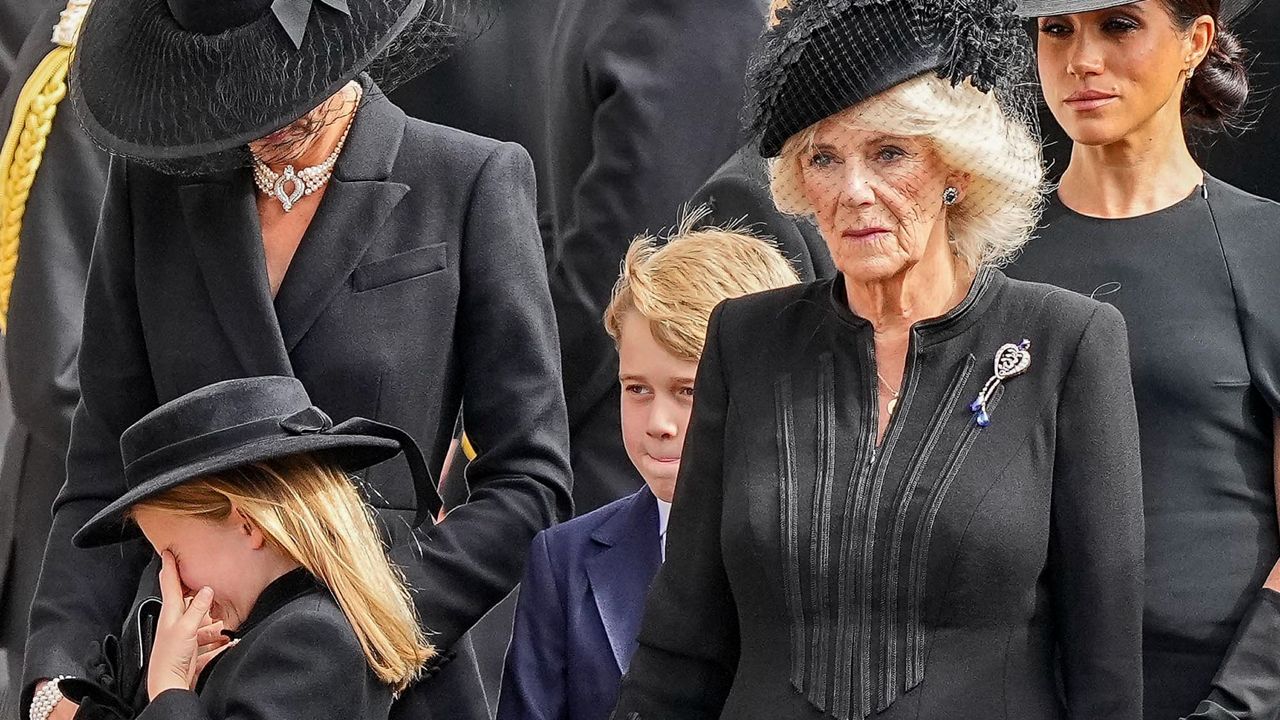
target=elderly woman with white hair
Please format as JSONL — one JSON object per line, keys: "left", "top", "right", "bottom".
{"left": 610, "top": 1, "right": 1145, "bottom": 719}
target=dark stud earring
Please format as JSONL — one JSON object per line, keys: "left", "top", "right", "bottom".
{"left": 943, "top": 186, "right": 960, "bottom": 206}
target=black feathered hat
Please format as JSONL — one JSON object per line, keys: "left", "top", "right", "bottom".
{"left": 1016, "top": 0, "right": 1261, "bottom": 20}
{"left": 69, "top": 0, "right": 486, "bottom": 162}
{"left": 746, "top": 0, "right": 1034, "bottom": 158}
{"left": 74, "top": 376, "right": 441, "bottom": 548}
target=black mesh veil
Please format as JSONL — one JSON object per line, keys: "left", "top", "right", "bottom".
{"left": 68, "top": 0, "right": 494, "bottom": 175}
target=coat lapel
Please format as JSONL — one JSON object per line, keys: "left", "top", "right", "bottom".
{"left": 178, "top": 172, "right": 293, "bottom": 377}
{"left": 274, "top": 90, "right": 410, "bottom": 352}
{"left": 584, "top": 488, "right": 662, "bottom": 673}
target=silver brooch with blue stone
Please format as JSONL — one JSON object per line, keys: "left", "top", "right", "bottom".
{"left": 970, "top": 339, "right": 1031, "bottom": 427}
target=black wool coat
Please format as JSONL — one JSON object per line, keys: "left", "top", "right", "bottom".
{"left": 21, "top": 88, "right": 573, "bottom": 720}
{"left": 686, "top": 144, "right": 835, "bottom": 282}
{"left": 131, "top": 570, "right": 393, "bottom": 720}
{"left": 613, "top": 270, "right": 1146, "bottom": 720}
{"left": 542, "top": 0, "right": 769, "bottom": 512}
{"left": 0, "top": 3, "right": 108, "bottom": 694}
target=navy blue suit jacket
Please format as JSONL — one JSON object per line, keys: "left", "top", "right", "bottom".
{"left": 498, "top": 487, "right": 662, "bottom": 720}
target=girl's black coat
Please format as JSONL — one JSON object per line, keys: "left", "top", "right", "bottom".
{"left": 23, "top": 89, "right": 573, "bottom": 720}
{"left": 143, "top": 570, "right": 392, "bottom": 720}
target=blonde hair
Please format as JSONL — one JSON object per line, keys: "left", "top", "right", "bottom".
{"left": 603, "top": 210, "right": 801, "bottom": 362}
{"left": 768, "top": 0, "right": 789, "bottom": 26}
{"left": 770, "top": 74, "right": 1045, "bottom": 270}
{"left": 130, "top": 454, "right": 433, "bottom": 691}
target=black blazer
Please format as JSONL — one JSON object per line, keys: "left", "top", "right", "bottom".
{"left": 0, "top": 4, "right": 107, "bottom": 692}
{"left": 0, "top": 0, "right": 60, "bottom": 90}
{"left": 613, "top": 270, "right": 1145, "bottom": 720}
{"left": 133, "top": 569, "right": 392, "bottom": 720}
{"left": 498, "top": 487, "right": 662, "bottom": 720}
{"left": 21, "top": 88, "right": 573, "bottom": 720}
{"left": 542, "top": 0, "right": 768, "bottom": 511}
{"left": 687, "top": 144, "right": 835, "bottom": 282}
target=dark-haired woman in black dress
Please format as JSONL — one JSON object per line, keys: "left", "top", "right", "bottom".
{"left": 1010, "top": 1, "right": 1280, "bottom": 717}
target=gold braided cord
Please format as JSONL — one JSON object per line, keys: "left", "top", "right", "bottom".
{"left": 461, "top": 432, "right": 477, "bottom": 462}
{"left": 0, "top": 46, "right": 72, "bottom": 333}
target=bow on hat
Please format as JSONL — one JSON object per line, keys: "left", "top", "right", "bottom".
{"left": 271, "top": 0, "right": 350, "bottom": 48}
{"left": 279, "top": 407, "right": 442, "bottom": 527}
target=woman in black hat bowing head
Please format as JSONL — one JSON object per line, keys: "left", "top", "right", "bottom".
{"left": 1008, "top": 1, "right": 1280, "bottom": 717}
{"left": 611, "top": 0, "right": 1144, "bottom": 718}
{"left": 59, "top": 376, "right": 438, "bottom": 720}
{"left": 20, "top": 0, "right": 573, "bottom": 719}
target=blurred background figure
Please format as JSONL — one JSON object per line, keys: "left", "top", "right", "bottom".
{"left": 390, "top": 0, "right": 554, "bottom": 197}
{"left": 543, "top": 0, "right": 770, "bottom": 513}
{"left": 0, "top": 0, "right": 61, "bottom": 90}
{"left": 1199, "top": 0, "right": 1280, "bottom": 200}
{"left": 0, "top": 1, "right": 106, "bottom": 714}
{"left": 687, "top": 0, "right": 837, "bottom": 282}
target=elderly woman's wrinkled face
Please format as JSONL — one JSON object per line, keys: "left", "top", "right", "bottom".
{"left": 799, "top": 116, "right": 953, "bottom": 282}
{"left": 1036, "top": 3, "right": 1198, "bottom": 146}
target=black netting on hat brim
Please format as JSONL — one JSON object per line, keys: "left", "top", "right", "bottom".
{"left": 745, "top": 0, "right": 1037, "bottom": 158}
{"left": 69, "top": 0, "right": 493, "bottom": 173}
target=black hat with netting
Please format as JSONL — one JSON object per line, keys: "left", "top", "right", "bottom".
{"left": 747, "top": 0, "right": 1035, "bottom": 158}
{"left": 742, "top": 0, "right": 1045, "bottom": 279}
{"left": 69, "top": 0, "right": 490, "bottom": 168}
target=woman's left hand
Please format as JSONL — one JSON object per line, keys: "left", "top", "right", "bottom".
{"left": 146, "top": 551, "right": 219, "bottom": 700}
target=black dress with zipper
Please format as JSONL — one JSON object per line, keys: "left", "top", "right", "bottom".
{"left": 612, "top": 269, "right": 1145, "bottom": 720}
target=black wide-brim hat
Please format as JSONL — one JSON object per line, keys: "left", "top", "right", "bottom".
{"left": 69, "top": 0, "right": 472, "bottom": 161}
{"left": 1016, "top": 0, "right": 1261, "bottom": 20}
{"left": 74, "top": 376, "right": 442, "bottom": 548}
{"left": 746, "top": 0, "right": 1034, "bottom": 158}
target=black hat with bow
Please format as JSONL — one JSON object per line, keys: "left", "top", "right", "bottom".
{"left": 746, "top": 0, "right": 1035, "bottom": 158}
{"left": 1015, "top": 0, "right": 1261, "bottom": 21}
{"left": 68, "top": 0, "right": 487, "bottom": 164}
{"left": 74, "top": 376, "right": 442, "bottom": 548}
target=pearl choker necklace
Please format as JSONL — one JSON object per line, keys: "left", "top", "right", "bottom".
{"left": 251, "top": 115, "right": 354, "bottom": 212}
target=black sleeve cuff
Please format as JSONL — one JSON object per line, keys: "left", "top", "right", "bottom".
{"left": 1188, "top": 589, "right": 1280, "bottom": 719}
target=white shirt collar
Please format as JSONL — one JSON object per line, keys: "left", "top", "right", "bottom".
{"left": 656, "top": 497, "right": 672, "bottom": 561}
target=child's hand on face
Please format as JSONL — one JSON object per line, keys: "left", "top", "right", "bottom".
{"left": 147, "top": 551, "right": 235, "bottom": 699}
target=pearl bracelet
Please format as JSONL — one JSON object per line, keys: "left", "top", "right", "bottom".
{"left": 29, "top": 676, "right": 71, "bottom": 720}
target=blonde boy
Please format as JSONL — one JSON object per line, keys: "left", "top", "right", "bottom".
{"left": 497, "top": 217, "right": 798, "bottom": 720}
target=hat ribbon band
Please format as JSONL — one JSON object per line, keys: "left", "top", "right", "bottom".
{"left": 328, "top": 417, "right": 442, "bottom": 527}
{"left": 124, "top": 417, "right": 289, "bottom": 488}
